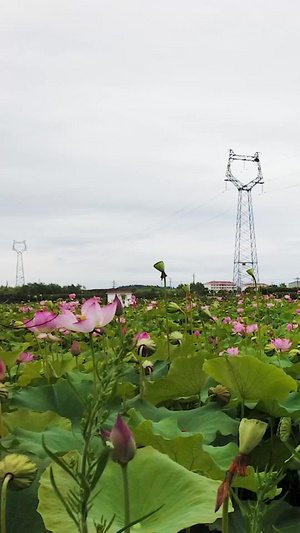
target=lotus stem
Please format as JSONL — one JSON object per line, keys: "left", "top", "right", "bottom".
{"left": 163, "top": 276, "right": 170, "bottom": 360}
{"left": 222, "top": 496, "right": 229, "bottom": 533}
{"left": 0, "top": 402, "right": 3, "bottom": 439}
{"left": 1, "top": 474, "right": 12, "bottom": 533}
{"left": 89, "top": 333, "right": 98, "bottom": 396}
{"left": 121, "top": 464, "right": 131, "bottom": 533}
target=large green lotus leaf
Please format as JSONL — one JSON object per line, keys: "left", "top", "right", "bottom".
{"left": 10, "top": 379, "right": 93, "bottom": 421}
{"left": 248, "top": 437, "right": 290, "bottom": 470}
{"left": 203, "top": 356, "right": 297, "bottom": 402}
{"left": 17, "top": 360, "right": 44, "bottom": 386}
{"left": 169, "top": 338, "right": 210, "bottom": 361}
{"left": 144, "top": 353, "right": 208, "bottom": 405}
{"left": 127, "top": 400, "right": 239, "bottom": 443}
{"left": 132, "top": 417, "right": 238, "bottom": 478}
{"left": 256, "top": 392, "right": 300, "bottom": 418}
{"left": 285, "top": 361, "right": 300, "bottom": 377}
{"left": 18, "top": 358, "right": 77, "bottom": 386}
{"left": 0, "top": 426, "right": 83, "bottom": 458}
{"left": 6, "top": 463, "right": 49, "bottom": 533}
{"left": 3, "top": 409, "right": 71, "bottom": 433}
{"left": 0, "top": 344, "right": 31, "bottom": 368}
{"left": 38, "top": 447, "right": 228, "bottom": 533}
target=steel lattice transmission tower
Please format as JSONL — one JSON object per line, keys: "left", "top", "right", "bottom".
{"left": 225, "top": 149, "right": 264, "bottom": 291}
{"left": 12, "top": 240, "right": 27, "bottom": 286}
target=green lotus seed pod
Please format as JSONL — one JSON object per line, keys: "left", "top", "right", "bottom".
{"left": 0, "top": 383, "right": 9, "bottom": 402}
{"left": 167, "top": 302, "right": 181, "bottom": 313}
{"left": 209, "top": 385, "right": 231, "bottom": 406}
{"left": 153, "top": 261, "right": 165, "bottom": 273}
{"left": 136, "top": 338, "right": 156, "bottom": 356}
{"left": 153, "top": 261, "right": 167, "bottom": 280}
{"left": 279, "top": 417, "right": 292, "bottom": 443}
{"left": 0, "top": 454, "right": 37, "bottom": 491}
{"left": 169, "top": 331, "right": 183, "bottom": 345}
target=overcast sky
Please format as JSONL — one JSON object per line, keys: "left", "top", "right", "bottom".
{"left": 1, "top": 0, "right": 300, "bottom": 289}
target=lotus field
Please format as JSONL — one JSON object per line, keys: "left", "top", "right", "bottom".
{"left": 1, "top": 264, "right": 300, "bottom": 532}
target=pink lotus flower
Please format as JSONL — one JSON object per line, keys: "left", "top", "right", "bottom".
{"left": 135, "top": 332, "right": 150, "bottom": 341}
{"left": 146, "top": 301, "right": 158, "bottom": 311}
{"left": 19, "top": 305, "right": 34, "bottom": 313}
{"left": 246, "top": 324, "right": 258, "bottom": 334}
{"left": 0, "top": 359, "right": 6, "bottom": 380}
{"left": 17, "top": 352, "right": 35, "bottom": 364}
{"left": 60, "top": 300, "right": 80, "bottom": 312}
{"left": 56, "top": 297, "right": 117, "bottom": 333}
{"left": 232, "top": 322, "right": 245, "bottom": 334}
{"left": 70, "top": 341, "right": 81, "bottom": 356}
{"left": 237, "top": 308, "right": 244, "bottom": 313}
{"left": 271, "top": 338, "right": 292, "bottom": 352}
{"left": 297, "top": 309, "right": 300, "bottom": 315}
{"left": 287, "top": 323, "right": 298, "bottom": 332}
{"left": 219, "top": 347, "right": 239, "bottom": 357}
{"left": 116, "top": 317, "right": 126, "bottom": 324}
{"left": 223, "top": 316, "right": 232, "bottom": 324}
{"left": 194, "top": 330, "right": 201, "bottom": 337}
{"left": 110, "top": 415, "right": 136, "bottom": 465}
{"left": 130, "top": 295, "right": 138, "bottom": 308}
{"left": 69, "top": 293, "right": 76, "bottom": 300}
{"left": 24, "top": 311, "right": 58, "bottom": 339}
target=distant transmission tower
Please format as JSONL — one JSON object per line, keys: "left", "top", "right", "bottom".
{"left": 225, "top": 149, "right": 264, "bottom": 291}
{"left": 12, "top": 240, "right": 27, "bottom": 286}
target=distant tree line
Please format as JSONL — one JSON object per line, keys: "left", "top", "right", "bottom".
{"left": 0, "top": 281, "right": 296, "bottom": 304}
{"left": 0, "top": 281, "right": 209, "bottom": 304}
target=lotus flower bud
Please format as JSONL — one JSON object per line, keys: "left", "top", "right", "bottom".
{"left": 0, "top": 383, "right": 9, "bottom": 402}
{"left": 167, "top": 302, "right": 181, "bottom": 313}
{"left": 0, "top": 454, "right": 37, "bottom": 490}
{"left": 239, "top": 418, "right": 267, "bottom": 455}
{"left": 114, "top": 295, "right": 124, "bottom": 316}
{"left": 182, "top": 285, "right": 191, "bottom": 294}
{"left": 153, "top": 261, "right": 167, "bottom": 280}
{"left": 0, "top": 358, "right": 6, "bottom": 381}
{"left": 110, "top": 415, "right": 136, "bottom": 465}
{"left": 70, "top": 340, "right": 81, "bottom": 357}
{"left": 198, "top": 308, "right": 213, "bottom": 323}
{"left": 209, "top": 385, "right": 231, "bottom": 406}
{"left": 169, "top": 331, "right": 183, "bottom": 345}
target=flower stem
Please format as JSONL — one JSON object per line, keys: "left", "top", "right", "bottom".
{"left": 89, "top": 333, "right": 98, "bottom": 396}
{"left": 0, "top": 402, "right": 3, "bottom": 439}
{"left": 163, "top": 276, "right": 170, "bottom": 360}
{"left": 138, "top": 348, "right": 144, "bottom": 399}
{"left": 121, "top": 464, "right": 131, "bottom": 533}
{"left": 222, "top": 497, "right": 229, "bottom": 533}
{"left": 1, "top": 474, "right": 12, "bottom": 533}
